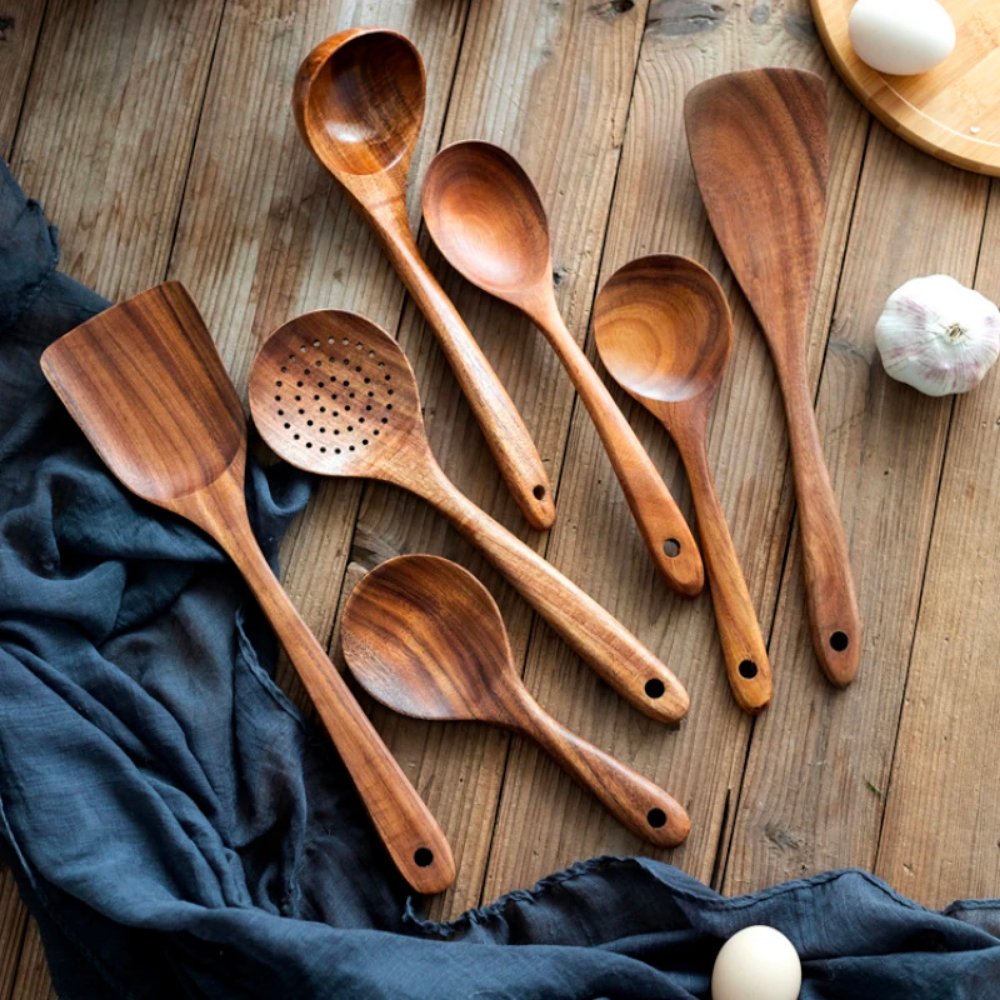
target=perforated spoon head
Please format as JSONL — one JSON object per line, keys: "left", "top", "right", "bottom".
{"left": 594, "top": 255, "right": 733, "bottom": 411}
{"left": 41, "top": 282, "right": 246, "bottom": 505}
{"left": 422, "top": 141, "right": 553, "bottom": 303}
{"left": 342, "top": 555, "right": 521, "bottom": 726}
{"left": 294, "top": 28, "right": 426, "bottom": 184}
{"left": 248, "top": 310, "right": 429, "bottom": 482}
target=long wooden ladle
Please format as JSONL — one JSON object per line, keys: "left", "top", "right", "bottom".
{"left": 685, "top": 68, "right": 862, "bottom": 686}
{"left": 294, "top": 29, "right": 555, "bottom": 531}
{"left": 40, "top": 283, "right": 455, "bottom": 895}
{"left": 342, "top": 555, "right": 690, "bottom": 847}
{"left": 421, "top": 141, "right": 704, "bottom": 598}
{"left": 247, "top": 309, "right": 689, "bottom": 724}
{"left": 594, "top": 256, "right": 772, "bottom": 714}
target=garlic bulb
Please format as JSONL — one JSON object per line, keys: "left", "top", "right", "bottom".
{"left": 875, "top": 275, "right": 1000, "bottom": 397}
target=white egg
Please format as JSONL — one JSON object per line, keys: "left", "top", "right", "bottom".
{"left": 711, "top": 925, "right": 802, "bottom": 1000}
{"left": 848, "top": 0, "right": 956, "bottom": 76}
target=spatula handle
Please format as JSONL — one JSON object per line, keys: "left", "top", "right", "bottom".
{"left": 212, "top": 490, "right": 455, "bottom": 894}
{"left": 781, "top": 368, "right": 861, "bottom": 686}
{"left": 536, "top": 302, "right": 703, "bottom": 597}
{"left": 419, "top": 464, "right": 689, "bottom": 723}
{"left": 673, "top": 424, "right": 771, "bottom": 713}
{"left": 369, "top": 201, "right": 556, "bottom": 532}
{"left": 517, "top": 696, "right": 689, "bottom": 847}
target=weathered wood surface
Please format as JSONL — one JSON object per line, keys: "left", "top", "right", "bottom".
{"left": 2, "top": 0, "right": 999, "bottom": 993}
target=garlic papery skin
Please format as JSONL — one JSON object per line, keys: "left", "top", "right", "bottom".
{"left": 875, "top": 275, "right": 1000, "bottom": 397}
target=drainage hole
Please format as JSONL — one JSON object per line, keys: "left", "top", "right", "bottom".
{"left": 830, "top": 631, "right": 849, "bottom": 652}
{"left": 647, "top": 809, "right": 667, "bottom": 829}
{"left": 738, "top": 659, "right": 758, "bottom": 679}
{"left": 644, "top": 679, "right": 665, "bottom": 699}
{"left": 663, "top": 538, "right": 681, "bottom": 558}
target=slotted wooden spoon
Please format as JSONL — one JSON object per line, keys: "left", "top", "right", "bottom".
{"left": 40, "top": 283, "right": 455, "bottom": 895}
{"left": 342, "top": 555, "right": 690, "bottom": 847}
{"left": 594, "top": 255, "right": 771, "bottom": 715}
{"left": 248, "top": 310, "right": 689, "bottom": 724}
{"left": 421, "top": 141, "right": 704, "bottom": 597}
{"left": 685, "top": 68, "right": 862, "bottom": 687}
{"left": 294, "top": 28, "right": 554, "bottom": 531}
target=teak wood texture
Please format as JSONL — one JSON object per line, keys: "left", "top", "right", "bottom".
{"left": 686, "top": 68, "right": 862, "bottom": 688}
{"left": 422, "top": 141, "right": 705, "bottom": 597}
{"left": 342, "top": 555, "right": 690, "bottom": 847}
{"left": 39, "top": 283, "right": 455, "bottom": 896}
{"left": 247, "top": 310, "right": 689, "bottom": 723}
{"left": 293, "top": 27, "right": 555, "bottom": 530}
{"left": 594, "top": 255, "right": 772, "bottom": 715}
{"left": 4, "top": 0, "right": 1000, "bottom": 993}
{"left": 812, "top": 0, "right": 1000, "bottom": 177}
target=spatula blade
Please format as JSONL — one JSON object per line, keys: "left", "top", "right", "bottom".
{"left": 41, "top": 282, "right": 245, "bottom": 505}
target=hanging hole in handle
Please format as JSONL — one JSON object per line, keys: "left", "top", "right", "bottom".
{"left": 830, "top": 631, "right": 849, "bottom": 653}
{"left": 738, "top": 659, "right": 758, "bottom": 679}
{"left": 663, "top": 538, "right": 681, "bottom": 558}
{"left": 647, "top": 808, "right": 667, "bottom": 828}
{"left": 644, "top": 679, "right": 665, "bottom": 699}
{"left": 533, "top": 485, "right": 546, "bottom": 501}
{"left": 414, "top": 848, "right": 434, "bottom": 868}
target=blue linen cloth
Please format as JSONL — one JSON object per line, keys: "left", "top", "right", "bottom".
{"left": 0, "top": 156, "right": 997, "bottom": 999}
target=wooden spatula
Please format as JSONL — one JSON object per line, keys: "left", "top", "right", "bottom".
{"left": 685, "top": 68, "right": 861, "bottom": 687}
{"left": 40, "top": 282, "right": 455, "bottom": 895}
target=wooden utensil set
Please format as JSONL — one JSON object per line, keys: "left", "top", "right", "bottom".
{"left": 41, "top": 27, "right": 860, "bottom": 896}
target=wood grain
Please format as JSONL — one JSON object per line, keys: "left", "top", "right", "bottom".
{"left": 422, "top": 140, "right": 706, "bottom": 596}
{"left": 686, "top": 68, "right": 862, "bottom": 688}
{"left": 7, "top": 922, "right": 53, "bottom": 1000}
{"left": 342, "top": 555, "right": 690, "bottom": 848}
{"left": 0, "top": 0, "right": 46, "bottom": 157}
{"left": 594, "top": 254, "right": 772, "bottom": 715}
{"left": 875, "top": 187, "right": 1000, "bottom": 907}
{"left": 293, "top": 29, "right": 555, "bottom": 530}
{"left": 725, "top": 126, "right": 990, "bottom": 894}
{"left": 41, "top": 284, "right": 455, "bottom": 896}
{"left": 482, "top": 0, "right": 870, "bottom": 904}
{"left": 249, "top": 310, "right": 690, "bottom": 723}
{"left": 813, "top": 0, "right": 1000, "bottom": 176}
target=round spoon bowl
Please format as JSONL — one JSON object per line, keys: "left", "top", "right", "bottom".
{"left": 594, "top": 255, "right": 733, "bottom": 405}
{"left": 343, "top": 555, "right": 519, "bottom": 725}
{"left": 422, "top": 141, "right": 552, "bottom": 296}
{"left": 296, "top": 29, "right": 425, "bottom": 177}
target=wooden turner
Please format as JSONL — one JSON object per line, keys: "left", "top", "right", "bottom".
{"left": 685, "top": 68, "right": 862, "bottom": 687}
{"left": 342, "top": 555, "right": 690, "bottom": 848}
{"left": 40, "top": 283, "right": 455, "bottom": 895}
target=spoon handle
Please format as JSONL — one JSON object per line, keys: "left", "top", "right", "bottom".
{"left": 515, "top": 696, "right": 689, "bottom": 847}
{"left": 180, "top": 469, "right": 456, "bottom": 895}
{"left": 671, "top": 422, "right": 772, "bottom": 714}
{"left": 536, "top": 301, "right": 703, "bottom": 596}
{"left": 779, "top": 359, "right": 862, "bottom": 686}
{"left": 414, "top": 461, "right": 689, "bottom": 723}
{"left": 368, "top": 202, "right": 556, "bottom": 531}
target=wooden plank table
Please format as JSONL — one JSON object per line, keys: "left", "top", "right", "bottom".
{"left": 1, "top": 0, "right": 997, "bottom": 993}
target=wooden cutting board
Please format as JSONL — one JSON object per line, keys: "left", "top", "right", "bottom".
{"left": 812, "top": 0, "right": 1000, "bottom": 176}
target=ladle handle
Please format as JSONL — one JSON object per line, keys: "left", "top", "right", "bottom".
{"left": 369, "top": 202, "right": 556, "bottom": 531}
{"left": 516, "top": 696, "right": 690, "bottom": 847}
{"left": 536, "top": 301, "right": 703, "bottom": 597}
{"left": 193, "top": 474, "right": 455, "bottom": 895}
{"left": 417, "top": 464, "right": 689, "bottom": 723}
{"left": 672, "top": 421, "right": 771, "bottom": 714}
{"left": 780, "top": 358, "right": 861, "bottom": 687}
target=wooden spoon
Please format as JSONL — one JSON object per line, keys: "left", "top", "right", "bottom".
{"left": 342, "top": 555, "right": 691, "bottom": 848}
{"left": 293, "top": 29, "right": 555, "bottom": 531}
{"left": 685, "top": 68, "right": 862, "bottom": 687}
{"left": 421, "top": 141, "right": 704, "bottom": 598}
{"left": 248, "top": 310, "right": 689, "bottom": 724}
{"left": 594, "top": 256, "right": 772, "bottom": 715}
{"left": 40, "top": 283, "right": 455, "bottom": 896}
